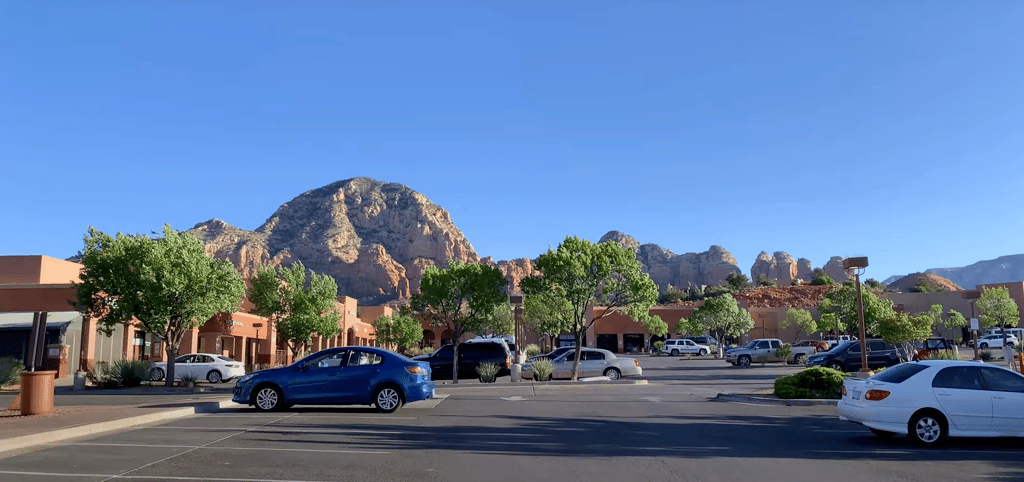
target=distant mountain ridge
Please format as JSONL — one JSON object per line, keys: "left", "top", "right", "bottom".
{"left": 185, "top": 177, "right": 1014, "bottom": 304}
{"left": 922, "top": 254, "right": 1024, "bottom": 288}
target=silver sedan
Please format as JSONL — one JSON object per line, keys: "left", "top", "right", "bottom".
{"left": 523, "top": 347, "right": 642, "bottom": 380}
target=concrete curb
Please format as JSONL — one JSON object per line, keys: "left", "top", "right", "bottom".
{"left": 714, "top": 393, "right": 837, "bottom": 406}
{"left": 0, "top": 398, "right": 234, "bottom": 455}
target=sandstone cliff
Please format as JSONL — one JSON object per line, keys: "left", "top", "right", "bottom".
{"left": 599, "top": 231, "right": 741, "bottom": 291}
{"left": 189, "top": 178, "right": 481, "bottom": 305}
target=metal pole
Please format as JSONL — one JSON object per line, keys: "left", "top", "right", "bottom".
{"left": 855, "top": 272, "right": 869, "bottom": 375}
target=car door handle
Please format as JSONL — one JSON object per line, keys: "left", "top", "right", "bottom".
{"left": 993, "top": 395, "right": 1007, "bottom": 400}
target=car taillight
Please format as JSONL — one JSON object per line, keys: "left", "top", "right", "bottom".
{"left": 864, "top": 389, "right": 890, "bottom": 401}
{"left": 841, "top": 385, "right": 847, "bottom": 396}
{"left": 634, "top": 360, "right": 640, "bottom": 367}
{"left": 405, "top": 366, "right": 425, "bottom": 375}
{"left": 505, "top": 357, "right": 511, "bottom": 368}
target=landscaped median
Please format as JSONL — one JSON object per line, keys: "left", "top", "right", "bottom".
{"left": 714, "top": 366, "right": 847, "bottom": 406}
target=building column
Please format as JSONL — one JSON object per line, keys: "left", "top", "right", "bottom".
{"left": 233, "top": 336, "right": 244, "bottom": 361}
{"left": 78, "top": 316, "right": 98, "bottom": 373}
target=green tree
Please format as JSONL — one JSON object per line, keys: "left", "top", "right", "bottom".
{"left": 757, "top": 274, "right": 778, "bottom": 287}
{"left": 520, "top": 236, "right": 665, "bottom": 380}
{"left": 876, "top": 311, "right": 934, "bottom": 361}
{"left": 977, "top": 287, "right": 1020, "bottom": 345}
{"left": 945, "top": 309, "right": 968, "bottom": 332}
{"left": 780, "top": 308, "right": 817, "bottom": 339}
{"left": 523, "top": 287, "right": 574, "bottom": 351}
{"left": 249, "top": 262, "right": 342, "bottom": 361}
{"left": 863, "top": 278, "right": 887, "bottom": 291}
{"left": 817, "top": 285, "right": 897, "bottom": 335}
{"left": 74, "top": 225, "right": 245, "bottom": 386}
{"left": 674, "top": 316, "right": 701, "bottom": 337}
{"left": 372, "top": 313, "right": 424, "bottom": 353}
{"left": 688, "top": 293, "right": 754, "bottom": 358}
{"left": 410, "top": 260, "right": 507, "bottom": 383}
{"left": 810, "top": 269, "right": 835, "bottom": 286}
{"left": 659, "top": 285, "right": 688, "bottom": 304}
{"left": 723, "top": 273, "right": 753, "bottom": 291}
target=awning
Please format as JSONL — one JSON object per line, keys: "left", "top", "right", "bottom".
{"left": 0, "top": 311, "right": 80, "bottom": 330}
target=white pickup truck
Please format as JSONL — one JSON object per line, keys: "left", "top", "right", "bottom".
{"left": 724, "top": 338, "right": 817, "bottom": 367}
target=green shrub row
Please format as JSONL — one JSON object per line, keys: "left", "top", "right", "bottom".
{"left": 774, "top": 367, "right": 847, "bottom": 399}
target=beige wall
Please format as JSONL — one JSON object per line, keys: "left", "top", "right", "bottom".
{"left": 0, "top": 255, "right": 82, "bottom": 285}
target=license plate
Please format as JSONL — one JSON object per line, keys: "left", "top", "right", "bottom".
{"left": 852, "top": 389, "right": 861, "bottom": 400}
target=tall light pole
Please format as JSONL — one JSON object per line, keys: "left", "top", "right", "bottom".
{"left": 253, "top": 322, "right": 263, "bottom": 369}
{"left": 843, "top": 257, "right": 871, "bottom": 378}
{"left": 962, "top": 290, "right": 980, "bottom": 360}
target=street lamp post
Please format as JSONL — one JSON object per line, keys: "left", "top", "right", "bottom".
{"left": 253, "top": 322, "right": 264, "bottom": 368}
{"left": 843, "top": 257, "right": 871, "bottom": 378}
{"left": 962, "top": 290, "right": 980, "bottom": 360}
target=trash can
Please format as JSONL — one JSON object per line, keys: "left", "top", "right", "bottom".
{"left": 19, "top": 370, "right": 57, "bottom": 416}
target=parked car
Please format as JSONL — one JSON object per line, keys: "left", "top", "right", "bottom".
{"left": 912, "top": 338, "right": 956, "bottom": 360}
{"left": 522, "top": 348, "right": 642, "bottom": 380}
{"left": 661, "top": 338, "right": 710, "bottom": 356}
{"left": 150, "top": 353, "right": 245, "bottom": 384}
{"left": 231, "top": 346, "right": 435, "bottom": 413}
{"left": 527, "top": 346, "right": 575, "bottom": 363}
{"left": 976, "top": 333, "right": 1018, "bottom": 349}
{"left": 683, "top": 335, "right": 718, "bottom": 346}
{"left": 415, "top": 341, "right": 512, "bottom": 380}
{"left": 838, "top": 360, "right": 1024, "bottom": 444}
{"left": 805, "top": 340, "right": 910, "bottom": 372}
{"left": 823, "top": 335, "right": 858, "bottom": 349}
{"left": 793, "top": 340, "right": 829, "bottom": 353}
{"left": 725, "top": 338, "right": 816, "bottom": 366}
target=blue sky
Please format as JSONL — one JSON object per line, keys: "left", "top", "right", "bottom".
{"left": 2, "top": 1, "right": 1023, "bottom": 283}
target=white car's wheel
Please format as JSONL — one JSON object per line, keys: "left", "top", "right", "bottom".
{"left": 698, "top": 349, "right": 708, "bottom": 356}
{"left": 910, "top": 412, "right": 946, "bottom": 445}
{"left": 207, "top": 370, "right": 222, "bottom": 383}
{"left": 738, "top": 355, "right": 751, "bottom": 367}
{"left": 670, "top": 349, "right": 679, "bottom": 356}
{"left": 150, "top": 368, "right": 164, "bottom": 381}
{"left": 604, "top": 368, "right": 621, "bottom": 380}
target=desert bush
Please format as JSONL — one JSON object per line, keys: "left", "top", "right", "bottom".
{"left": 776, "top": 344, "right": 792, "bottom": 361}
{"left": 476, "top": 362, "right": 500, "bottom": 382}
{"left": 530, "top": 358, "right": 554, "bottom": 381}
{"left": 979, "top": 350, "right": 995, "bottom": 362}
{"left": 774, "top": 367, "right": 847, "bottom": 399}
{"left": 929, "top": 350, "right": 960, "bottom": 360}
{"left": 94, "top": 359, "right": 152, "bottom": 388}
{"left": 652, "top": 341, "right": 664, "bottom": 353}
{"left": 405, "top": 347, "right": 423, "bottom": 357}
{"left": 179, "top": 372, "right": 200, "bottom": 386}
{"left": 0, "top": 357, "right": 24, "bottom": 386}
{"left": 420, "top": 347, "right": 434, "bottom": 355}
{"left": 524, "top": 344, "right": 541, "bottom": 358}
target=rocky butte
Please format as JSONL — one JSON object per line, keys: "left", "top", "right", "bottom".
{"left": 188, "top": 177, "right": 855, "bottom": 304}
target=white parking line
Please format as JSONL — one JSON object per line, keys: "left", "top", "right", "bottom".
{"left": 48, "top": 442, "right": 390, "bottom": 455}
{"left": 197, "top": 414, "right": 418, "bottom": 420}
{"left": 152, "top": 426, "right": 406, "bottom": 435}
{"left": 0, "top": 471, "right": 351, "bottom": 481}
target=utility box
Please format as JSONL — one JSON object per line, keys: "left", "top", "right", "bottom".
{"left": 45, "top": 344, "right": 69, "bottom": 379}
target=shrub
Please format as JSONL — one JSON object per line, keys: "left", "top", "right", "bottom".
{"left": 95, "top": 359, "right": 152, "bottom": 388}
{"left": 774, "top": 367, "right": 847, "bottom": 399}
{"left": 421, "top": 347, "right": 434, "bottom": 355}
{"left": 530, "top": 358, "right": 554, "bottom": 381}
{"left": 652, "top": 340, "right": 664, "bottom": 352}
{"left": 929, "top": 350, "right": 960, "bottom": 360}
{"left": 979, "top": 350, "right": 995, "bottom": 362}
{"left": 0, "top": 357, "right": 24, "bottom": 386}
{"left": 405, "top": 347, "right": 423, "bottom": 357}
{"left": 180, "top": 372, "right": 200, "bottom": 386}
{"left": 524, "top": 344, "right": 541, "bottom": 358}
{"left": 476, "top": 362, "right": 500, "bottom": 382}
{"left": 776, "top": 344, "right": 792, "bottom": 361}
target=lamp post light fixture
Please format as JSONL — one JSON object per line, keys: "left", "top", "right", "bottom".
{"left": 253, "top": 322, "right": 264, "bottom": 367}
{"left": 842, "top": 256, "right": 871, "bottom": 378}
{"left": 962, "top": 290, "right": 981, "bottom": 360}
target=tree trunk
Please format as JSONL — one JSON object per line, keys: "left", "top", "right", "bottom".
{"left": 164, "top": 343, "right": 178, "bottom": 387}
{"left": 451, "top": 340, "right": 460, "bottom": 384}
{"left": 570, "top": 332, "right": 584, "bottom": 381}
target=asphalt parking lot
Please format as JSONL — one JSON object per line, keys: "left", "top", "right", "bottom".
{"left": 1, "top": 356, "right": 1021, "bottom": 482}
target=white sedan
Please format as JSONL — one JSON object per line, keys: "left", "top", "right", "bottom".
{"left": 522, "top": 348, "right": 642, "bottom": 380}
{"left": 838, "top": 360, "right": 1024, "bottom": 444}
{"left": 150, "top": 353, "right": 246, "bottom": 383}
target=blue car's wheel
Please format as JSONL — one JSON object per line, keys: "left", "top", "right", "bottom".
{"left": 253, "top": 385, "right": 284, "bottom": 411}
{"left": 374, "top": 385, "right": 404, "bottom": 413}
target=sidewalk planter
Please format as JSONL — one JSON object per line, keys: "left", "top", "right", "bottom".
{"left": 20, "top": 370, "right": 57, "bottom": 415}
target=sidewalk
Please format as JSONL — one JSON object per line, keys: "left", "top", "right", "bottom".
{"left": 0, "top": 380, "right": 235, "bottom": 456}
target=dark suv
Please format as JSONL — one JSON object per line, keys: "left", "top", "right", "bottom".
{"left": 419, "top": 342, "right": 512, "bottom": 380}
{"left": 683, "top": 335, "right": 718, "bottom": 346}
{"left": 805, "top": 339, "right": 910, "bottom": 372}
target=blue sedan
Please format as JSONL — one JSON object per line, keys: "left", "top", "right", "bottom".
{"left": 232, "top": 346, "right": 436, "bottom": 413}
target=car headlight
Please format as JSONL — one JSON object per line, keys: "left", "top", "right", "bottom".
{"left": 237, "top": 373, "right": 255, "bottom": 384}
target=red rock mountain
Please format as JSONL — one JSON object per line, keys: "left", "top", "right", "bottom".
{"left": 187, "top": 178, "right": 850, "bottom": 303}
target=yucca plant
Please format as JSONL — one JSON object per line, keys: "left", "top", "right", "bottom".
{"left": 530, "top": 358, "right": 554, "bottom": 382}
{"left": 476, "top": 362, "right": 501, "bottom": 383}
{"left": 179, "top": 372, "right": 200, "bottom": 387}
{"left": 979, "top": 350, "right": 995, "bottom": 362}
{"left": 110, "top": 359, "right": 152, "bottom": 387}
